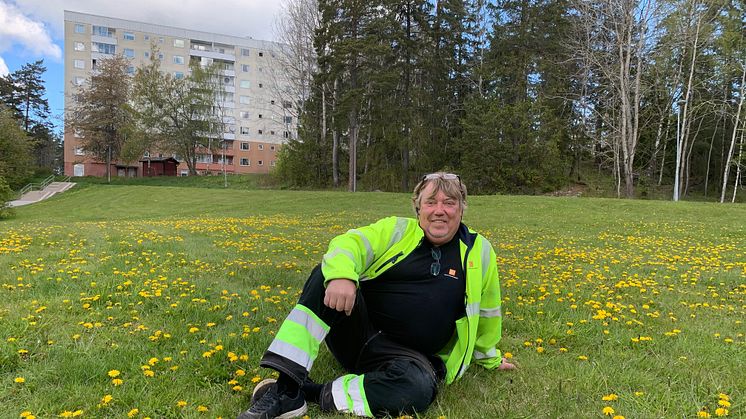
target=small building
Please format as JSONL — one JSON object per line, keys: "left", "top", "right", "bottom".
{"left": 140, "top": 157, "right": 179, "bottom": 177}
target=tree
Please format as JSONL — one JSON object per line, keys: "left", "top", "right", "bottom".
{"left": 67, "top": 55, "right": 133, "bottom": 182}
{"left": 0, "top": 105, "right": 34, "bottom": 189}
{"left": 132, "top": 51, "right": 226, "bottom": 175}
{"left": 0, "top": 60, "right": 51, "bottom": 132}
{"left": 571, "top": 0, "right": 663, "bottom": 198}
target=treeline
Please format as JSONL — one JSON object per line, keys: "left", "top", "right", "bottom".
{"left": 273, "top": 0, "right": 745, "bottom": 201}
{"left": 0, "top": 60, "right": 61, "bottom": 215}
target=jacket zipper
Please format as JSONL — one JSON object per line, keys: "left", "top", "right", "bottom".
{"left": 374, "top": 251, "right": 404, "bottom": 273}
{"left": 456, "top": 240, "right": 474, "bottom": 378}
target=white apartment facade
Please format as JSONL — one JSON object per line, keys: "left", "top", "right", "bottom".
{"left": 63, "top": 10, "right": 295, "bottom": 177}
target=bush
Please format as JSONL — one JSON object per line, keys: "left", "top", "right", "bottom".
{"left": 0, "top": 176, "right": 15, "bottom": 219}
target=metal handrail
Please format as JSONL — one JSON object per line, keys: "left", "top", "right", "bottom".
{"left": 16, "top": 174, "right": 57, "bottom": 199}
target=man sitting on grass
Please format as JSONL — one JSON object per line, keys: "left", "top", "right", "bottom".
{"left": 237, "top": 172, "right": 515, "bottom": 419}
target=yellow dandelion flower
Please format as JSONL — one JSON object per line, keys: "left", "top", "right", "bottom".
{"left": 176, "top": 401, "right": 187, "bottom": 408}
{"left": 251, "top": 375, "right": 262, "bottom": 383}
{"left": 148, "top": 357, "right": 158, "bottom": 366}
{"left": 602, "top": 406, "right": 615, "bottom": 416}
{"left": 14, "top": 377, "right": 25, "bottom": 384}
{"left": 612, "top": 416, "right": 625, "bottom": 419}
{"left": 107, "top": 370, "right": 120, "bottom": 378}
{"left": 20, "top": 411, "right": 33, "bottom": 418}
{"left": 236, "top": 369, "right": 246, "bottom": 376}
{"left": 233, "top": 385, "right": 243, "bottom": 391}
{"left": 634, "top": 391, "right": 644, "bottom": 397}
{"left": 189, "top": 327, "right": 199, "bottom": 333}
{"left": 718, "top": 394, "right": 729, "bottom": 401}
{"left": 504, "top": 352, "right": 513, "bottom": 359}
{"left": 602, "top": 394, "right": 618, "bottom": 401}
{"left": 197, "top": 405, "right": 208, "bottom": 413}
{"left": 536, "top": 347, "right": 544, "bottom": 353}
{"left": 698, "top": 411, "right": 711, "bottom": 418}
{"left": 715, "top": 408, "right": 728, "bottom": 417}
{"left": 112, "top": 378, "right": 123, "bottom": 386}
{"left": 718, "top": 400, "right": 731, "bottom": 408}
{"left": 100, "top": 394, "right": 113, "bottom": 405}
{"left": 143, "top": 370, "right": 155, "bottom": 377}
{"left": 578, "top": 355, "right": 588, "bottom": 361}
{"left": 127, "top": 408, "right": 139, "bottom": 417}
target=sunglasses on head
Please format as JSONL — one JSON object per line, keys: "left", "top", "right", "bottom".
{"left": 422, "top": 173, "right": 460, "bottom": 182}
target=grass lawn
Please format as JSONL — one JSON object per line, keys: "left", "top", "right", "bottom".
{"left": 1, "top": 185, "right": 744, "bottom": 418}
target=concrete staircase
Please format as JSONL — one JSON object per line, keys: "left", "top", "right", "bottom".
{"left": 8, "top": 181, "right": 76, "bottom": 207}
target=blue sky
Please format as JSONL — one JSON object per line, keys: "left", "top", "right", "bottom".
{"left": 1, "top": 0, "right": 282, "bottom": 132}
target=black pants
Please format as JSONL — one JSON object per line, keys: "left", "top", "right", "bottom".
{"left": 260, "top": 265, "right": 442, "bottom": 417}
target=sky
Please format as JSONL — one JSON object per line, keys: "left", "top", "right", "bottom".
{"left": 0, "top": 0, "right": 284, "bottom": 131}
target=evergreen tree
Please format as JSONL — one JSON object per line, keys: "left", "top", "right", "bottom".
{"left": 0, "top": 105, "right": 33, "bottom": 189}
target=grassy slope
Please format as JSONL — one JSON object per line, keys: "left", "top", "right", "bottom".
{"left": 1, "top": 186, "right": 744, "bottom": 418}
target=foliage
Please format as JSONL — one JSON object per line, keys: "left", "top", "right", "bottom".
{"left": 1, "top": 185, "right": 744, "bottom": 417}
{"left": 0, "top": 105, "right": 34, "bottom": 189}
{"left": 0, "top": 175, "right": 15, "bottom": 219}
{"left": 131, "top": 50, "right": 227, "bottom": 175}
{"left": 67, "top": 55, "right": 133, "bottom": 181}
{"left": 0, "top": 59, "right": 61, "bottom": 173}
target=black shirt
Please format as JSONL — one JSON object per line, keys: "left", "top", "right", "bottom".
{"left": 361, "top": 235, "right": 466, "bottom": 355}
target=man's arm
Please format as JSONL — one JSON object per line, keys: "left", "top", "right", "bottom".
{"left": 474, "top": 236, "right": 509, "bottom": 370}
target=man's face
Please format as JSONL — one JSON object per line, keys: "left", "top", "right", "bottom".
{"left": 417, "top": 181, "right": 463, "bottom": 246}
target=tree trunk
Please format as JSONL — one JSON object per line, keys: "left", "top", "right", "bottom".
{"left": 721, "top": 65, "right": 746, "bottom": 203}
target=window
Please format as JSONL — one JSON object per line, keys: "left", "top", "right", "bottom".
{"left": 284, "top": 116, "right": 293, "bottom": 124}
{"left": 284, "top": 131, "right": 290, "bottom": 138}
{"left": 74, "top": 23, "right": 85, "bottom": 33}
{"left": 270, "top": 145, "right": 276, "bottom": 151}
{"left": 240, "top": 158, "right": 250, "bottom": 166}
{"left": 240, "top": 111, "right": 250, "bottom": 119}
{"left": 258, "top": 129, "right": 263, "bottom": 135}
{"left": 258, "top": 83, "right": 263, "bottom": 88}
{"left": 126, "top": 66, "right": 135, "bottom": 75}
{"left": 240, "top": 127, "right": 250, "bottom": 135}
{"left": 74, "top": 59, "right": 85, "bottom": 69}
{"left": 239, "top": 80, "right": 250, "bottom": 88}
{"left": 144, "top": 35, "right": 150, "bottom": 40}
{"left": 74, "top": 42, "right": 85, "bottom": 51}
{"left": 158, "top": 53, "right": 164, "bottom": 60}
{"left": 282, "top": 100, "right": 292, "bottom": 109}
{"left": 74, "top": 146, "right": 85, "bottom": 155}
{"left": 144, "top": 51, "right": 150, "bottom": 58}
{"left": 123, "top": 48, "right": 135, "bottom": 58}
{"left": 240, "top": 142, "right": 250, "bottom": 150}
{"left": 258, "top": 114, "right": 263, "bottom": 119}
{"left": 258, "top": 160, "right": 264, "bottom": 166}
{"left": 241, "top": 48, "right": 250, "bottom": 57}
{"left": 270, "top": 130, "right": 275, "bottom": 136}
{"left": 241, "top": 64, "right": 250, "bottom": 72}
{"left": 270, "top": 160, "right": 276, "bottom": 167}
{"left": 73, "top": 77, "right": 85, "bottom": 86}
{"left": 258, "top": 52, "right": 264, "bottom": 57}
{"left": 174, "top": 71, "right": 184, "bottom": 79}
{"left": 159, "top": 37, "right": 164, "bottom": 44}
{"left": 258, "top": 144, "right": 264, "bottom": 150}
{"left": 173, "top": 39, "right": 185, "bottom": 48}
{"left": 239, "top": 96, "right": 250, "bottom": 105}
{"left": 93, "top": 25, "right": 114, "bottom": 37}
{"left": 173, "top": 55, "right": 185, "bottom": 65}
{"left": 123, "top": 31, "right": 135, "bottom": 40}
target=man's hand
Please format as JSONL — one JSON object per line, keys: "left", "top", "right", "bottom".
{"left": 498, "top": 357, "right": 516, "bottom": 370}
{"left": 324, "top": 279, "right": 357, "bottom": 316}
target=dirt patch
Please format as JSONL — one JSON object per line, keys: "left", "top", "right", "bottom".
{"left": 545, "top": 183, "right": 588, "bottom": 197}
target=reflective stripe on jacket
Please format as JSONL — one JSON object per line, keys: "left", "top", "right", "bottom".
{"left": 321, "top": 216, "right": 503, "bottom": 384}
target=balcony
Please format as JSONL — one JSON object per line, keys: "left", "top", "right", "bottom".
{"left": 190, "top": 48, "right": 235, "bottom": 62}
{"left": 223, "top": 132, "right": 236, "bottom": 140}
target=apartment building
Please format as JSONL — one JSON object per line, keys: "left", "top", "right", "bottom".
{"left": 63, "top": 10, "right": 294, "bottom": 177}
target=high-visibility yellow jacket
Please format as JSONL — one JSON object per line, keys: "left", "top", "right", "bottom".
{"left": 321, "top": 216, "right": 503, "bottom": 384}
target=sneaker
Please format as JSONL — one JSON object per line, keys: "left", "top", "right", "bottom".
{"left": 237, "top": 379, "right": 307, "bottom": 419}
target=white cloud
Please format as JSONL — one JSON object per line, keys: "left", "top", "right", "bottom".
{"left": 0, "top": 56, "right": 9, "bottom": 76}
{"left": 0, "top": 2, "right": 61, "bottom": 59}
{"left": 12, "top": 0, "right": 283, "bottom": 42}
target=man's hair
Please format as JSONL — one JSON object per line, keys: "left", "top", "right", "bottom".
{"left": 411, "top": 172, "right": 467, "bottom": 216}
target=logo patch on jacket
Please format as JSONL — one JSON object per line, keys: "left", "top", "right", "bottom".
{"left": 445, "top": 268, "right": 459, "bottom": 279}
